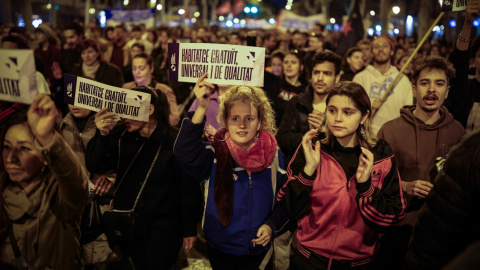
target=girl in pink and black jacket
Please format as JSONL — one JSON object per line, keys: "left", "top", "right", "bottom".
{"left": 277, "top": 81, "right": 406, "bottom": 270}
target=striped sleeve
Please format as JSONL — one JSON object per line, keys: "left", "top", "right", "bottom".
{"left": 356, "top": 156, "right": 406, "bottom": 231}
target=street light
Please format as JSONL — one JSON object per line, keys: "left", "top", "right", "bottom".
{"left": 244, "top": 7, "right": 250, "bottom": 13}
{"left": 370, "top": 10, "right": 375, "bottom": 16}
{"left": 251, "top": 7, "right": 258, "bottom": 13}
{"left": 156, "top": 4, "right": 162, "bottom": 10}
{"left": 392, "top": 6, "right": 400, "bottom": 15}
{"left": 330, "top": 18, "right": 335, "bottom": 24}
{"left": 178, "top": 9, "right": 185, "bottom": 15}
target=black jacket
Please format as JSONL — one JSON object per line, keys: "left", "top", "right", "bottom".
{"left": 405, "top": 130, "right": 480, "bottom": 270}
{"left": 85, "top": 124, "right": 201, "bottom": 269}
{"left": 276, "top": 85, "right": 315, "bottom": 160}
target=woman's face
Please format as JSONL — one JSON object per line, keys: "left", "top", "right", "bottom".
{"left": 130, "top": 46, "right": 144, "bottom": 59}
{"left": 68, "top": 104, "right": 92, "bottom": 119}
{"left": 326, "top": 95, "right": 366, "bottom": 147}
{"left": 81, "top": 46, "right": 100, "bottom": 66}
{"left": 35, "top": 31, "right": 47, "bottom": 44}
{"left": 271, "top": 57, "right": 283, "bottom": 77}
{"left": 3, "top": 123, "right": 45, "bottom": 189}
{"left": 397, "top": 57, "right": 412, "bottom": 75}
{"left": 122, "top": 118, "right": 146, "bottom": 133}
{"left": 226, "top": 101, "right": 261, "bottom": 151}
{"left": 283, "top": 54, "right": 302, "bottom": 79}
{"left": 132, "top": 57, "right": 153, "bottom": 85}
{"left": 347, "top": 51, "right": 364, "bottom": 73}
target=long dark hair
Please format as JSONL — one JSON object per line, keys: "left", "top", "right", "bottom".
{"left": 0, "top": 110, "right": 29, "bottom": 245}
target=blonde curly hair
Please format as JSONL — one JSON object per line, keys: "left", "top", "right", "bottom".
{"left": 218, "top": 85, "right": 277, "bottom": 135}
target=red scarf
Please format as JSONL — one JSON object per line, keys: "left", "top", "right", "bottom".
{"left": 213, "top": 129, "right": 277, "bottom": 227}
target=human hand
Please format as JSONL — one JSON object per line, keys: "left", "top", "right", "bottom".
{"left": 95, "top": 108, "right": 119, "bottom": 136}
{"left": 204, "top": 124, "right": 217, "bottom": 142}
{"left": 402, "top": 180, "right": 433, "bottom": 199}
{"left": 372, "top": 98, "right": 384, "bottom": 111}
{"left": 93, "top": 174, "right": 116, "bottom": 196}
{"left": 356, "top": 147, "right": 374, "bottom": 183}
{"left": 194, "top": 73, "right": 214, "bottom": 110}
{"left": 302, "top": 129, "right": 321, "bottom": 176}
{"left": 466, "top": 0, "right": 480, "bottom": 23}
{"left": 308, "top": 110, "right": 325, "bottom": 130}
{"left": 51, "top": 62, "right": 63, "bottom": 80}
{"left": 252, "top": 224, "right": 272, "bottom": 247}
{"left": 183, "top": 236, "right": 197, "bottom": 252}
{"left": 28, "top": 94, "right": 57, "bottom": 146}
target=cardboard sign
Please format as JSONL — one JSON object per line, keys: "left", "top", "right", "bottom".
{"left": 64, "top": 74, "right": 151, "bottom": 122}
{"left": 0, "top": 49, "right": 37, "bottom": 104}
{"left": 168, "top": 43, "right": 265, "bottom": 87}
{"left": 441, "top": 0, "right": 469, "bottom": 12}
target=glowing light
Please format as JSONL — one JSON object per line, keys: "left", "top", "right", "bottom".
{"left": 251, "top": 7, "right": 258, "bottom": 13}
{"left": 406, "top": 15, "right": 413, "bottom": 25}
{"left": 233, "top": 18, "right": 239, "bottom": 23}
{"left": 394, "top": 28, "right": 399, "bottom": 35}
{"left": 46, "top": 3, "right": 51, "bottom": 9}
{"left": 226, "top": 20, "right": 233, "bottom": 27}
{"left": 433, "top": 25, "right": 440, "bottom": 32}
{"left": 375, "top": 24, "right": 382, "bottom": 32}
{"left": 219, "top": 16, "right": 224, "bottom": 21}
{"left": 285, "top": 5, "right": 291, "bottom": 10}
{"left": 32, "top": 18, "right": 43, "bottom": 28}
{"left": 191, "top": 18, "right": 197, "bottom": 23}
{"left": 392, "top": 6, "right": 400, "bottom": 15}
{"left": 474, "top": 19, "right": 480, "bottom": 27}
{"left": 194, "top": 11, "right": 200, "bottom": 17}
{"left": 156, "top": 4, "right": 162, "bottom": 10}
{"left": 99, "top": 11, "right": 106, "bottom": 27}
{"left": 330, "top": 18, "right": 335, "bottom": 24}
{"left": 89, "top": 8, "right": 95, "bottom": 14}
{"left": 123, "top": 0, "right": 128, "bottom": 6}
{"left": 269, "top": 18, "right": 276, "bottom": 24}
{"left": 150, "top": 0, "right": 155, "bottom": 3}
{"left": 178, "top": 9, "right": 185, "bottom": 15}
{"left": 367, "top": 28, "right": 374, "bottom": 36}
{"left": 244, "top": 7, "right": 250, "bottom": 13}
{"left": 449, "top": 19, "right": 456, "bottom": 28}
{"left": 240, "top": 19, "right": 246, "bottom": 25}
{"left": 370, "top": 10, "right": 375, "bottom": 16}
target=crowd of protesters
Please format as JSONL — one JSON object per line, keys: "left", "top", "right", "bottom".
{"left": 1, "top": 1, "right": 480, "bottom": 269}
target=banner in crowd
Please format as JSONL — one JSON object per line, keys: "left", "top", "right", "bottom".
{"left": 0, "top": 49, "right": 37, "bottom": 104}
{"left": 168, "top": 43, "right": 265, "bottom": 87}
{"left": 64, "top": 74, "right": 151, "bottom": 122}
{"left": 276, "top": 10, "right": 326, "bottom": 32}
{"left": 105, "top": 9, "right": 155, "bottom": 29}
{"left": 441, "top": 0, "right": 469, "bottom": 12}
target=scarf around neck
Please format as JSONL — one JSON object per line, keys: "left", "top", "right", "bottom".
{"left": 213, "top": 128, "right": 277, "bottom": 227}
{"left": 82, "top": 61, "right": 100, "bottom": 80}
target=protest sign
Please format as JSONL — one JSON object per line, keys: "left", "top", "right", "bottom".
{"left": 64, "top": 74, "right": 151, "bottom": 122}
{"left": 441, "top": 0, "right": 469, "bottom": 12}
{"left": 0, "top": 49, "right": 37, "bottom": 104}
{"left": 276, "top": 10, "right": 326, "bottom": 32}
{"left": 168, "top": 43, "right": 265, "bottom": 87}
{"left": 105, "top": 9, "right": 155, "bottom": 30}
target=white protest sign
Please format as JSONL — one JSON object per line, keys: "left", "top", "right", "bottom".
{"left": 276, "top": 10, "right": 326, "bottom": 32}
{"left": 64, "top": 74, "right": 151, "bottom": 122}
{"left": 168, "top": 43, "right": 265, "bottom": 87}
{"left": 0, "top": 49, "right": 37, "bottom": 104}
{"left": 441, "top": 0, "right": 469, "bottom": 12}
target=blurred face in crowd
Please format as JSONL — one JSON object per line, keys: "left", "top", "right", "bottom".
{"left": 372, "top": 37, "right": 393, "bottom": 65}
{"left": 292, "top": 33, "right": 306, "bottom": 49}
{"left": 197, "top": 28, "right": 206, "bottom": 38}
{"left": 347, "top": 51, "right": 364, "bottom": 73}
{"left": 35, "top": 31, "right": 47, "bottom": 44}
{"left": 394, "top": 47, "right": 405, "bottom": 64}
{"left": 308, "top": 36, "right": 323, "bottom": 52}
{"left": 106, "top": 28, "right": 114, "bottom": 41}
{"left": 429, "top": 45, "right": 440, "bottom": 56}
{"left": 229, "top": 34, "right": 241, "bottom": 45}
{"left": 413, "top": 68, "right": 449, "bottom": 113}
{"left": 311, "top": 61, "right": 340, "bottom": 96}
{"left": 227, "top": 101, "right": 261, "bottom": 151}
{"left": 64, "top": 29, "right": 83, "bottom": 48}
{"left": 132, "top": 57, "right": 153, "bottom": 85}
{"left": 358, "top": 43, "right": 371, "bottom": 64}
{"left": 68, "top": 105, "right": 92, "bottom": 119}
{"left": 396, "top": 55, "right": 412, "bottom": 76}
{"left": 130, "top": 45, "right": 144, "bottom": 59}
{"left": 81, "top": 46, "right": 100, "bottom": 66}
{"left": 132, "top": 30, "right": 142, "bottom": 40}
{"left": 270, "top": 56, "right": 283, "bottom": 77}
{"left": 283, "top": 54, "right": 303, "bottom": 80}
{"left": 3, "top": 123, "right": 45, "bottom": 189}
{"left": 113, "top": 27, "right": 125, "bottom": 43}
{"left": 2, "top": 41, "right": 17, "bottom": 49}
{"left": 159, "top": 30, "right": 168, "bottom": 44}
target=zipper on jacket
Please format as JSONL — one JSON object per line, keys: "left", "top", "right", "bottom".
{"left": 249, "top": 175, "right": 253, "bottom": 189}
